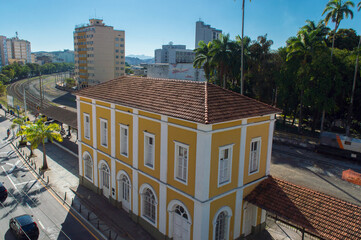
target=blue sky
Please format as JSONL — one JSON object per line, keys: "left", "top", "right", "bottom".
{"left": 1, "top": 0, "right": 361, "bottom": 57}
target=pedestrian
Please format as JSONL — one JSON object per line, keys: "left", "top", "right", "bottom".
{"left": 7, "top": 128, "right": 10, "bottom": 138}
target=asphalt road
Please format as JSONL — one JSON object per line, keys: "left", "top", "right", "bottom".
{"left": 0, "top": 116, "right": 101, "bottom": 240}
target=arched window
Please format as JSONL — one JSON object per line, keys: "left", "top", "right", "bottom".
{"left": 100, "top": 163, "right": 110, "bottom": 188}
{"left": 143, "top": 188, "right": 156, "bottom": 223}
{"left": 175, "top": 205, "right": 188, "bottom": 220}
{"left": 83, "top": 152, "right": 93, "bottom": 181}
{"left": 215, "top": 211, "right": 227, "bottom": 240}
{"left": 121, "top": 175, "right": 130, "bottom": 201}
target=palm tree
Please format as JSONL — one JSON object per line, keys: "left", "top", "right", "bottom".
{"left": 210, "top": 34, "right": 232, "bottom": 88}
{"left": 193, "top": 41, "right": 213, "bottom": 82}
{"left": 322, "top": 0, "right": 354, "bottom": 58}
{"left": 240, "top": 0, "right": 252, "bottom": 95}
{"left": 287, "top": 29, "right": 327, "bottom": 133}
{"left": 20, "top": 119, "right": 62, "bottom": 170}
{"left": 11, "top": 116, "right": 29, "bottom": 144}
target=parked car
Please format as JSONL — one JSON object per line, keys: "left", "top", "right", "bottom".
{"left": 0, "top": 182, "right": 8, "bottom": 202}
{"left": 9, "top": 214, "right": 39, "bottom": 240}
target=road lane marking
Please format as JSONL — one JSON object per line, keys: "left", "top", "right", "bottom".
{"left": 26, "top": 202, "right": 32, "bottom": 209}
{"left": 1, "top": 166, "right": 18, "bottom": 190}
{"left": 38, "top": 220, "right": 45, "bottom": 229}
{"left": 15, "top": 180, "right": 37, "bottom": 186}
{"left": 10, "top": 144, "right": 99, "bottom": 240}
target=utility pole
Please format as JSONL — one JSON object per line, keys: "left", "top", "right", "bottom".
{"left": 24, "top": 75, "right": 29, "bottom": 115}
{"left": 39, "top": 74, "right": 43, "bottom": 109}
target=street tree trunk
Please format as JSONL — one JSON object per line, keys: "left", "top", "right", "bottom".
{"left": 42, "top": 141, "right": 48, "bottom": 170}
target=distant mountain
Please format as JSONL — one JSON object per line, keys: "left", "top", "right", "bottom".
{"left": 125, "top": 57, "right": 154, "bottom": 65}
{"left": 126, "top": 54, "right": 153, "bottom": 60}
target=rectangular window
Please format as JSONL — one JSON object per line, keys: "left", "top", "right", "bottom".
{"left": 218, "top": 145, "right": 233, "bottom": 186}
{"left": 174, "top": 142, "right": 188, "bottom": 183}
{"left": 144, "top": 132, "right": 155, "bottom": 169}
{"left": 100, "top": 119, "right": 108, "bottom": 147}
{"left": 249, "top": 138, "right": 261, "bottom": 174}
{"left": 120, "top": 124, "right": 128, "bottom": 157}
{"left": 83, "top": 113, "right": 90, "bottom": 140}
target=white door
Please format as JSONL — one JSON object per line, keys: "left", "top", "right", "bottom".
{"left": 100, "top": 164, "right": 110, "bottom": 197}
{"left": 173, "top": 206, "right": 190, "bottom": 240}
{"left": 243, "top": 204, "right": 255, "bottom": 236}
{"left": 120, "top": 175, "right": 131, "bottom": 212}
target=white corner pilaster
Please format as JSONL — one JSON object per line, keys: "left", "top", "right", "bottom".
{"left": 193, "top": 201, "right": 210, "bottom": 240}
{"left": 160, "top": 116, "right": 168, "bottom": 183}
{"left": 261, "top": 209, "right": 266, "bottom": 223}
{"left": 266, "top": 115, "right": 275, "bottom": 176}
{"left": 159, "top": 183, "right": 167, "bottom": 234}
{"left": 132, "top": 110, "right": 139, "bottom": 169}
{"left": 92, "top": 100, "right": 97, "bottom": 149}
{"left": 76, "top": 96, "right": 82, "bottom": 142}
{"left": 132, "top": 169, "right": 139, "bottom": 215}
{"left": 93, "top": 149, "right": 98, "bottom": 187}
{"left": 195, "top": 130, "right": 212, "bottom": 201}
{"left": 78, "top": 143, "right": 82, "bottom": 176}
{"left": 111, "top": 104, "right": 116, "bottom": 158}
{"left": 238, "top": 119, "right": 247, "bottom": 187}
{"left": 111, "top": 158, "right": 116, "bottom": 199}
{"left": 233, "top": 189, "right": 244, "bottom": 239}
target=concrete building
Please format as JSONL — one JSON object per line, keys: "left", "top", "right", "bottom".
{"left": 33, "top": 50, "right": 75, "bottom": 64}
{"left": 0, "top": 36, "right": 8, "bottom": 68}
{"left": 6, "top": 36, "right": 31, "bottom": 64}
{"left": 147, "top": 63, "right": 206, "bottom": 82}
{"left": 74, "top": 19, "right": 125, "bottom": 88}
{"left": 76, "top": 76, "right": 280, "bottom": 240}
{"left": 154, "top": 43, "right": 195, "bottom": 64}
{"left": 195, "top": 21, "right": 222, "bottom": 48}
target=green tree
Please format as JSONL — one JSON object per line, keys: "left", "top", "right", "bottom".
{"left": 327, "top": 28, "right": 359, "bottom": 50}
{"left": 210, "top": 34, "right": 232, "bottom": 88}
{"left": 322, "top": 0, "right": 354, "bottom": 58}
{"left": 11, "top": 116, "right": 29, "bottom": 144}
{"left": 193, "top": 41, "right": 214, "bottom": 82}
{"left": 20, "top": 119, "right": 63, "bottom": 170}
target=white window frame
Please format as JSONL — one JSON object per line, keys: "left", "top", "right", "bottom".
{"left": 100, "top": 118, "right": 108, "bottom": 148}
{"left": 212, "top": 207, "right": 232, "bottom": 240}
{"left": 249, "top": 137, "right": 262, "bottom": 175}
{"left": 174, "top": 141, "right": 189, "bottom": 185}
{"left": 139, "top": 184, "right": 158, "bottom": 227}
{"left": 83, "top": 151, "right": 93, "bottom": 182}
{"left": 83, "top": 113, "right": 90, "bottom": 140}
{"left": 144, "top": 132, "right": 155, "bottom": 170}
{"left": 218, "top": 144, "right": 234, "bottom": 187}
{"left": 120, "top": 124, "right": 129, "bottom": 157}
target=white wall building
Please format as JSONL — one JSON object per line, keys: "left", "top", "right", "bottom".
{"left": 147, "top": 63, "right": 206, "bottom": 82}
{"left": 195, "top": 21, "right": 222, "bottom": 48}
{"left": 154, "top": 43, "right": 195, "bottom": 64}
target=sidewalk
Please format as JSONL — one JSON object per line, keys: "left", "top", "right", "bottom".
{"left": 4, "top": 113, "right": 153, "bottom": 240}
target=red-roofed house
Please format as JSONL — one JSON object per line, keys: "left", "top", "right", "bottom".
{"left": 75, "top": 76, "right": 280, "bottom": 239}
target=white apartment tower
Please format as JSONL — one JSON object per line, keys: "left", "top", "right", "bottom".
{"left": 195, "top": 20, "right": 222, "bottom": 48}
{"left": 1, "top": 35, "right": 31, "bottom": 65}
{"left": 74, "top": 19, "right": 125, "bottom": 88}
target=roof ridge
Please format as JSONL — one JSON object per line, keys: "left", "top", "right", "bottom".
{"left": 272, "top": 177, "right": 361, "bottom": 209}
{"left": 204, "top": 82, "right": 209, "bottom": 124}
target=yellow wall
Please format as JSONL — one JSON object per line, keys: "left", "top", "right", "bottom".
{"left": 167, "top": 126, "right": 197, "bottom": 196}
{"left": 247, "top": 116, "right": 270, "bottom": 124}
{"left": 96, "top": 100, "right": 111, "bottom": 108}
{"left": 138, "top": 117, "right": 161, "bottom": 179}
{"left": 209, "top": 192, "right": 236, "bottom": 240}
{"left": 138, "top": 173, "right": 160, "bottom": 228}
{"left": 80, "top": 102, "right": 93, "bottom": 146}
{"left": 166, "top": 188, "right": 194, "bottom": 239}
{"left": 115, "top": 105, "right": 133, "bottom": 113}
{"left": 168, "top": 117, "right": 197, "bottom": 130}
{"left": 212, "top": 120, "right": 243, "bottom": 130}
{"left": 139, "top": 110, "right": 161, "bottom": 120}
{"left": 96, "top": 106, "right": 111, "bottom": 156}
{"left": 243, "top": 123, "right": 269, "bottom": 185}
{"left": 115, "top": 111, "right": 133, "bottom": 166}
{"left": 79, "top": 97, "right": 92, "bottom": 103}
{"left": 209, "top": 128, "right": 241, "bottom": 198}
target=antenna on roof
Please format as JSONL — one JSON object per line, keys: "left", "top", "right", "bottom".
{"left": 15, "top": 31, "right": 18, "bottom": 39}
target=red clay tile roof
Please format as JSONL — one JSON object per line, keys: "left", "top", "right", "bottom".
{"left": 76, "top": 76, "right": 280, "bottom": 124}
{"left": 245, "top": 177, "right": 361, "bottom": 240}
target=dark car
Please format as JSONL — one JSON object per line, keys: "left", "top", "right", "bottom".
{"left": 0, "top": 182, "right": 7, "bottom": 202}
{"left": 9, "top": 214, "right": 39, "bottom": 240}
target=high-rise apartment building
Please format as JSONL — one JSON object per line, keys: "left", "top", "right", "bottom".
{"left": 6, "top": 36, "right": 31, "bottom": 64}
{"left": 154, "top": 43, "right": 195, "bottom": 64}
{"left": 195, "top": 21, "right": 222, "bottom": 48}
{"left": 74, "top": 19, "right": 125, "bottom": 88}
{"left": 0, "top": 36, "right": 9, "bottom": 67}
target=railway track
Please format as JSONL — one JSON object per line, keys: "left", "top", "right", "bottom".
{"left": 7, "top": 76, "right": 53, "bottom": 114}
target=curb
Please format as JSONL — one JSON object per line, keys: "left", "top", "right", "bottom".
{"left": 9, "top": 139, "right": 108, "bottom": 240}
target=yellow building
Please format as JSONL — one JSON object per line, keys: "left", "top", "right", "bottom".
{"left": 76, "top": 76, "right": 279, "bottom": 240}
{"left": 74, "top": 19, "right": 125, "bottom": 88}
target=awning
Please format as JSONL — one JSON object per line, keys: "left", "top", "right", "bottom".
{"left": 40, "top": 105, "right": 78, "bottom": 129}
{"left": 245, "top": 177, "right": 361, "bottom": 240}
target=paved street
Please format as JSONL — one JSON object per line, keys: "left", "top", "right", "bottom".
{"left": 0, "top": 116, "right": 102, "bottom": 240}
